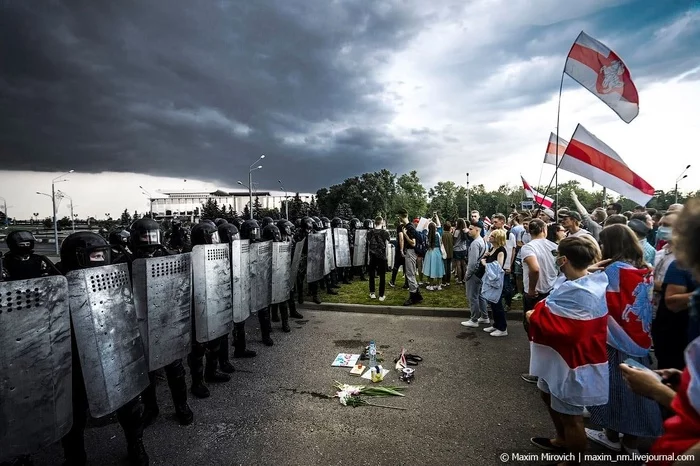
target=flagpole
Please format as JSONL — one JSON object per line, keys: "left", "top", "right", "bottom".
{"left": 554, "top": 70, "right": 565, "bottom": 215}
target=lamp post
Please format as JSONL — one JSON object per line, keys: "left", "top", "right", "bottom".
{"left": 278, "top": 180, "right": 289, "bottom": 219}
{"left": 247, "top": 155, "right": 265, "bottom": 219}
{"left": 58, "top": 191, "right": 76, "bottom": 232}
{"left": 139, "top": 186, "right": 154, "bottom": 218}
{"left": 466, "top": 172, "right": 470, "bottom": 218}
{"left": 675, "top": 164, "right": 691, "bottom": 204}
{"left": 0, "top": 196, "right": 7, "bottom": 227}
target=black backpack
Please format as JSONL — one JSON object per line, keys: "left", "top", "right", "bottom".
{"left": 368, "top": 230, "right": 385, "bottom": 258}
{"left": 414, "top": 229, "right": 428, "bottom": 256}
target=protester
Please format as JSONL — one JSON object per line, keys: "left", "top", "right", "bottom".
{"left": 538, "top": 208, "right": 555, "bottom": 224}
{"left": 367, "top": 216, "right": 390, "bottom": 301}
{"left": 519, "top": 218, "right": 559, "bottom": 384}
{"left": 470, "top": 210, "right": 486, "bottom": 237}
{"left": 586, "top": 224, "right": 662, "bottom": 456}
{"left": 667, "top": 203, "right": 684, "bottom": 213}
{"left": 512, "top": 215, "right": 528, "bottom": 301}
{"left": 606, "top": 202, "right": 623, "bottom": 216}
{"left": 570, "top": 191, "right": 605, "bottom": 241}
{"left": 627, "top": 219, "right": 656, "bottom": 266}
{"left": 461, "top": 221, "right": 488, "bottom": 328}
{"left": 546, "top": 223, "right": 567, "bottom": 244}
{"left": 558, "top": 210, "right": 590, "bottom": 238}
{"left": 401, "top": 213, "right": 422, "bottom": 306}
{"left": 655, "top": 211, "right": 677, "bottom": 251}
{"left": 389, "top": 209, "right": 408, "bottom": 289}
{"left": 480, "top": 229, "right": 508, "bottom": 337}
{"left": 652, "top": 212, "right": 679, "bottom": 319}
{"left": 527, "top": 236, "right": 609, "bottom": 464}
{"left": 649, "top": 211, "right": 662, "bottom": 246}
{"left": 604, "top": 214, "right": 628, "bottom": 227}
{"left": 421, "top": 221, "right": 445, "bottom": 291}
{"left": 452, "top": 218, "right": 468, "bottom": 285}
{"left": 441, "top": 221, "right": 453, "bottom": 287}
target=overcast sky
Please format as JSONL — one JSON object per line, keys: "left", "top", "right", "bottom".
{"left": 1, "top": 0, "right": 698, "bottom": 219}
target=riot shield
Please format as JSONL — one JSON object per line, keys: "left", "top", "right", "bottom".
{"left": 132, "top": 254, "right": 192, "bottom": 371}
{"left": 231, "top": 240, "right": 250, "bottom": 324}
{"left": 192, "top": 244, "right": 234, "bottom": 343}
{"left": 352, "top": 229, "right": 368, "bottom": 266}
{"left": 290, "top": 237, "right": 305, "bottom": 289}
{"left": 0, "top": 276, "right": 72, "bottom": 461}
{"left": 271, "top": 242, "right": 292, "bottom": 304}
{"left": 323, "top": 230, "right": 335, "bottom": 275}
{"left": 306, "top": 233, "right": 325, "bottom": 283}
{"left": 386, "top": 241, "right": 396, "bottom": 267}
{"left": 333, "top": 228, "right": 351, "bottom": 268}
{"left": 250, "top": 241, "right": 272, "bottom": 312}
{"left": 67, "top": 264, "right": 150, "bottom": 418}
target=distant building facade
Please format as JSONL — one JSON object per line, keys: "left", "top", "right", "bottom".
{"left": 150, "top": 188, "right": 314, "bottom": 219}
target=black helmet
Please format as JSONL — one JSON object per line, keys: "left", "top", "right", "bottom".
{"left": 363, "top": 219, "right": 374, "bottom": 229}
{"left": 232, "top": 217, "right": 245, "bottom": 230}
{"left": 214, "top": 218, "right": 228, "bottom": 227}
{"left": 350, "top": 218, "right": 361, "bottom": 230}
{"left": 218, "top": 223, "right": 239, "bottom": 243}
{"left": 6, "top": 230, "right": 35, "bottom": 255}
{"left": 311, "top": 216, "right": 322, "bottom": 231}
{"left": 190, "top": 222, "right": 220, "bottom": 246}
{"left": 331, "top": 217, "right": 342, "bottom": 228}
{"left": 108, "top": 229, "right": 130, "bottom": 248}
{"left": 320, "top": 216, "right": 331, "bottom": 229}
{"left": 341, "top": 220, "right": 349, "bottom": 229}
{"left": 129, "top": 218, "right": 162, "bottom": 250}
{"left": 240, "top": 219, "right": 261, "bottom": 242}
{"left": 262, "top": 224, "right": 282, "bottom": 242}
{"left": 201, "top": 218, "right": 216, "bottom": 228}
{"left": 171, "top": 218, "right": 182, "bottom": 227}
{"left": 60, "top": 231, "right": 111, "bottom": 271}
{"left": 300, "top": 216, "right": 314, "bottom": 233}
{"left": 277, "top": 219, "right": 292, "bottom": 239}
{"left": 262, "top": 217, "right": 274, "bottom": 228}
{"left": 294, "top": 218, "right": 302, "bottom": 228}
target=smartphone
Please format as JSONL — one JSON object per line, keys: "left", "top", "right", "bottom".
{"left": 623, "top": 358, "right": 662, "bottom": 381}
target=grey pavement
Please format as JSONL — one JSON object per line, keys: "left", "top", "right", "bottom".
{"left": 29, "top": 310, "right": 628, "bottom": 466}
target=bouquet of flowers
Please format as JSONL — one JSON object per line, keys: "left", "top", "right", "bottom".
{"left": 333, "top": 381, "right": 406, "bottom": 410}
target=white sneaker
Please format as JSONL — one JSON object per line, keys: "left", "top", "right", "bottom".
{"left": 490, "top": 329, "right": 508, "bottom": 337}
{"left": 370, "top": 293, "right": 376, "bottom": 299}
{"left": 477, "top": 317, "right": 490, "bottom": 324}
{"left": 436, "top": 285, "right": 443, "bottom": 291}
{"left": 483, "top": 326, "right": 496, "bottom": 333}
{"left": 426, "top": 285, "right": 434, "bottom": 291}
{"left": 461, "top": 320, "right": 479, "bottom": 328}
{"left": 378, "top": 296, "right": 385, "bottom": 302}
{"left": 585, "top": 428, "right": 621, "bottom": 452}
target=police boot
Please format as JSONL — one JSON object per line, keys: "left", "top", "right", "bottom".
{"left": 258, "top": 308, "right": 274, "bottom": 346}
{"left": 359, "top": 267, "right": 367, "bottom": 281}
{"left": 217, "top": 334, "right": 236, "bottom": 373}
{"left": 165, "top": 361, "right": 193, "bottom": 426}
{"left": 342, "top": 268, "right": 351, "bottom": 284}
{"left": 204, "top": 345, "right": 231, "bottom": 384}
{"left": 288, "top": 295, "right": 304, "bottom": 319}
{"left": 126, "top": 438, "right": 149, "bottom": 466}
{"left": 232, "top": 323, "right": 257, "bottom": 358}
{"left": 187, "top": 350, "right": 210, "bottom": 399}
{"left": 280, "top": 304, "right": 291, "bottom": 333}
{"left": 141, "top": 379, "right": 159, "bottom": 428}
{"left": 330, "top": 271, "right": 341, "bottom": 289}
{"left": 271, "top": 305, "right": 280, "bottom": 322}
{"left": 325, "top": 279, "right": 338, "bottom": 295}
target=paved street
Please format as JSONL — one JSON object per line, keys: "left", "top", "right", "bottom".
{"left": 30, "top": 311, "right": 622, "bottom": 466}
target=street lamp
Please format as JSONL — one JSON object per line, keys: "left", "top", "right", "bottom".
{"left": 47, "top": 170, "right": 74, "bottom": 254}
{"left": 466, "top": 172, "right": 470, "bottom": 218}
{"left": 139, "top": 185, "right": 154, "bottom": 218}
{"left": 247, "top": 155, "right": 265, "bottom": 219}
{"left": 278, "top": 180, "right": 289, "bottom": 219}
{"left": 58, "top": 190, "right": 76, "bottom": 232}
{"left": 0, "top": 196, "right": 7, "bottom": 227}
{"left": 675, "top": 164, "right": 691, "bottom": 204}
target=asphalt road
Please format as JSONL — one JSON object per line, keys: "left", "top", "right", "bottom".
{"left": 28, "top": 311, "right": 641, "bottom": 466}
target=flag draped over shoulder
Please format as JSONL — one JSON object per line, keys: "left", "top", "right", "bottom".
{"left": 565, "top": 31, "right": 639, "bottom": 123}
{"left": 521, "top": 176, "right": 554, "bottom": 209}
{"left": 529, "top": 272, "right": 610, "bottom": 406}
{"left": 544, "top": 133, "right": 569, "bottom": 166}
{"left": 649, "top": 336, "right": 700, "bottom": 465}
{"left": 561, "top": 124, "right": 655, "bottom": 206}
{"left": 604, "top": 261, "right": 654, "bottom": 357}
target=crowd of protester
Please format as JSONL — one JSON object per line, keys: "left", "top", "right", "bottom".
{"left": 385, "top": 195, "right": 699, "bottom": 465}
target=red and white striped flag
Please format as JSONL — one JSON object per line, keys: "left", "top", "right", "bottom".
{"left": 544, "top": 133, "right": 569, "bottom": 166}
{"left": 565, "top": 31, "right": 639, "bottom": 123}
{"left": 521, "top": 176, "right": 554, "bottom": 209}
{"left": 561, "top": 124, "right": 655, "bottom": 205}
{"left": 529, "top": 272, "right": 610, "bottom": 406}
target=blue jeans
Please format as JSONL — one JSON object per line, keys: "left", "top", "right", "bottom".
{"left": 466, "top": 275, "right": 487, "bottom": 321}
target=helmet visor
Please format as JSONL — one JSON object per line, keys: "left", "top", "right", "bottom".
{"left": 138, "top": 230, "right": 161, "bottom": 245}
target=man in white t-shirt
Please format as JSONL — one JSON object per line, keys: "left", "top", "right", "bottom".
{"left": 558, "top": 210, "right": 590, "bottom": 238}
{"left": 519, "top": 218, "right": 559, "bottom": 384}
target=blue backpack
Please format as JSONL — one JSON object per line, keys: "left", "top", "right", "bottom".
{"left": 414, "top": 229, "right": 428, "bottom": 256}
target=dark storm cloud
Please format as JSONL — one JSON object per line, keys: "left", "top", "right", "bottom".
{"left": 0, "top": 0, "right": 435, "bottom": 191}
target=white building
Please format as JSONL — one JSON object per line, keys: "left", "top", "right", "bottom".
{"left": 150, "top": 188, "right": 315, "bottom": 219}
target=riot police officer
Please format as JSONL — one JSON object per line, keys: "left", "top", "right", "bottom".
{"left": 294, "top": 217, "right": 322, "bottom": 304}
{"left": 120, "top": 219, "right": 194, "bottom": 427}
{"left": 109, "top": 228, "right": 131, "bottom": 262}
{"left": 2, "top": 230, "right": 60, "bottom": 280}
{"left": 241, "top": 219, "right": 274, "bottom": 346}
{"left": 271, "top": 220, "right": 303, "bottom": 322}
{"left": 57, "top": 232, "right": 149, "bottom": 466}
{"left": 262, "top": 223, "right": 292, "bottom": 333}
{"left": 229, "top": 220, "right": 258, "bottom": 358}
{"left": 216, "top": 222, "right": 241, "bottom": 372}
{"left": 261, "top": 216, "right": 274, "bottom": 228}
{"left": 187, "top": 222, "right": 231, "bottom": 399}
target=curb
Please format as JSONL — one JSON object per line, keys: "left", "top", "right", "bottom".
{"left": 299, "top": 302, "right": 524, "bottom": 320}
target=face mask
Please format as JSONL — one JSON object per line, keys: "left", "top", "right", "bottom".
{"left": 555, "top": 256, "right": 567, "bottom": 273}
{"left": 656, "top": 226, "right": 672, "bottom": 241}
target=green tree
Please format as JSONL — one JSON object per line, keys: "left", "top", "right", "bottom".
{"left": 201, "top": 199, "right": 224, "bottom": 219}
{"left": 58, "top": 216, "right": 71, "bottom": 229}
{"left": 308, "top": 197, "right": 320, "bottom": 216}
{"left": 334, "top": 202, "right": 353, "bottom": 219}
{"left": 43, "top": 217, "right": 52, "bottom": 229}
{"left": 428, "top": 181, "right": 460, "bottom": 221}
{"left": 252, "top": 196, "right": 264, "bottom": 220}
{"left": 288, "top": 193, "right": 308, "bottom": 220}
{"left": 392, "top": 170, "right": 427, "bottom": 218}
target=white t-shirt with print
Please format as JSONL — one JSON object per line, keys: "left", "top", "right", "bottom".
{"left": 520, "top": 238, "right": 559, "bottom": 294}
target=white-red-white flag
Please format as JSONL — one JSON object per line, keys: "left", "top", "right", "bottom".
{"left": 565, "top": 31, "right": 639, "bottom": 123}
{"left": 561, "top": 124, "right": 655, "bottom": 205}
{"left": 521, "top": 176, "right": 554, "bottom": 209}
{"left": 544, "top": 133, "right": 569, "bottom": 166}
